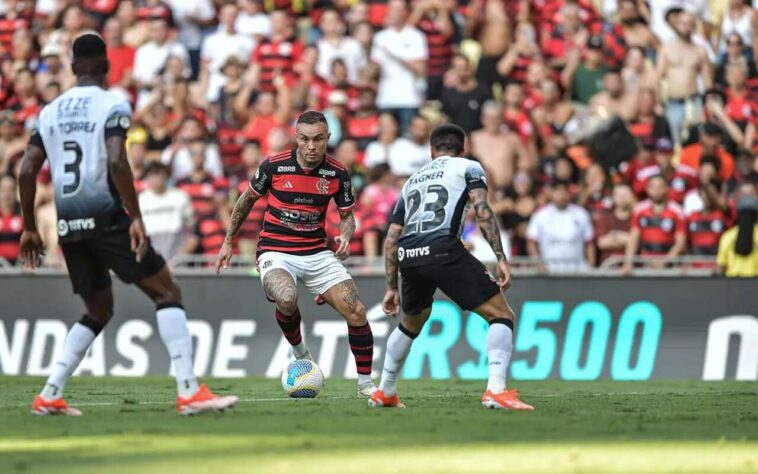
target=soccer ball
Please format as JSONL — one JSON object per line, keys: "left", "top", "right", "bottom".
{"left": 281, "top": 359, "right": 324, "bottom": 398}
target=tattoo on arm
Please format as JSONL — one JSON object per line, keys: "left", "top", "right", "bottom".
{"left": 224, "top": 189, "right": 258, "bottom": 244}
{"left": 384, "top": 223, "right": 403, "bottom": 290}
{"left": 338, "top": 210, "right": 356, "bottom": 241}
{"left": 470, "top": 188, "right": 507, "bottom": 262}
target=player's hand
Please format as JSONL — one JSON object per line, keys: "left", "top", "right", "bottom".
{"left": 334, "top": 236, "right": 350, "bottom": 261}
{"left": 216, "top": 241, "right": 233, "bottom": 275}
{"left": 496, "top": 260, "right": 513, "bottom": 291}
{"left": 129, "top": 218, "right": 148, "bottom": 263}
{"left": 19, "top": 230, "right": 44, "bottom": 270}
{"left": 382, "top": 289, "right": 401, "bottom": 317}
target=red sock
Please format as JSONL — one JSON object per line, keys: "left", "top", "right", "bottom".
{"left": 275, "top": 308, "right": 302, "bottom": 346}
{"left": 348, "top": 323, "right": 374, "bottom": 375}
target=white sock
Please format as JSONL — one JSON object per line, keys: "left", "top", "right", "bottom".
{"left": 40, "top": 322, "right": 97, "bottom": 400}
{"left": 379, "top": 325, "right": 416, "bottom": 396}
{"left": 357, "top": 374, "right": 372, "bottom": 386}
{"left": 486, "top": 319, "right": 514, "bottom": 393}
{"left": 292, "top": 342, "right": 309, "bottom": 359}
{"left": 156, "top": 305, "right": 199, "bottom": 398}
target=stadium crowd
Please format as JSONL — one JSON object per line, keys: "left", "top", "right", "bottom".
{"left": 0, "top": 0, "right": 756, "bottom": 275}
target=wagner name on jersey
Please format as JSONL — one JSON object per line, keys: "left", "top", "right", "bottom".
{"left": 389, "top": 156, "right": 487, "bottom": 266}
{"left": 30, "top": 86, "right": 132, "bottom": 242}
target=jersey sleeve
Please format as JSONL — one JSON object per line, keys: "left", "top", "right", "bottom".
{"left": 104, "top": 101, "right": 133, "bottom": 139}
{"left": 388, "top": 194, "right": 406, "bottom": 225}
{"left": 27, "top": 122, "right": 47, "bottom": 157}
{"left": 248, "top": 159, "right": 272, "bottom": 196}
{"left": 464, "top": 161, "right": 488, "bottom": 192}
{"left": 334, "top": 169, "right": 356, "bottom": 210}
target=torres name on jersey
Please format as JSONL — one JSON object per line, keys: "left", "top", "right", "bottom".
{"left": 248, "top": 149, "right": 354, "bottom": 256}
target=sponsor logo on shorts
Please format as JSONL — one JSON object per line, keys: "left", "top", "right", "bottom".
{"left": 57, "top": 218, "right": 95, "bottom": 237}
{"left": 261, "top": 260, "right": 272, "bottom": 270}
{"left": 398, "top": 246, "right": 429, "bottom": 261}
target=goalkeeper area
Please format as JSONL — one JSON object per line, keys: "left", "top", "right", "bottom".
{"left": 2, "top": 377, "right": 756, "bottom": 474}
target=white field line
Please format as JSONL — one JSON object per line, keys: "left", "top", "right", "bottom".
{"left": 4, "top": 391, "right": 742, "bottom": 409}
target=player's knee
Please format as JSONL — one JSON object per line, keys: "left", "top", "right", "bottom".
{"left": 277, "top": 288, "right": 298, "bottom": 315}
{"left": 153, "top": 282, "right": 182, "bottom": 306}
{"left": 401, "top": 313, "right": 427, "bottom": 334}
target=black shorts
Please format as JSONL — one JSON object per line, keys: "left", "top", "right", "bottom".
{"left": 60, "top": 231, "right": 166, "bottom": 296}
{"left": 400, "top": 252, "right": 501, "bottom": 315}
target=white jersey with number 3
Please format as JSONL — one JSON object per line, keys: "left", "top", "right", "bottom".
{"left": 32, "top": 86, "right": 132, "bottom": 242}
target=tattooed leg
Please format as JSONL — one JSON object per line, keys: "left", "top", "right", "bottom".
{"left": 323, "top": 279, "right": 374, "bottom": 381}
{"left": 263, "top": 269, "right": 298, "bottom": 315}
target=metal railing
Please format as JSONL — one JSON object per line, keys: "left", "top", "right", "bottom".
{"left": 0, "top": 254, "right": 720, "bottom": 277}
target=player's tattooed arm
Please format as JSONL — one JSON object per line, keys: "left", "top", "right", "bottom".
{"left": 224, "top": 188, "right": 259, "bottom": 244}
{"left": 338, "top": 210, "right": 356, "bottom": 241}
{"left": 469, "top": 188, "right": 507, "bottom": 263}
{"left": 383, "top": 223, "right": 403, "bottom": 290}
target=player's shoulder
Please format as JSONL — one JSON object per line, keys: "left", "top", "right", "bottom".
{"left": 266, "top": 150, "right": 293, "bottom": 168}
{"left": 323, "top": 154, "right": 348, "bottom": 173}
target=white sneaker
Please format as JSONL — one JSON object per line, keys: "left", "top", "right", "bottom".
{"left": 295, "top": 349, "right": 314, "bottom": 361}
{"left": 357, "top": 382, "right": 378, "bottom": 398}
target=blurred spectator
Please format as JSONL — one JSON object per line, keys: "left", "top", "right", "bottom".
{"left": 199, "top": 2, "right": 254, "bottom": 104}
{"left": 562, "top": 35, "right": 606, "bottom": 105}
{"left": 494, "top": 170, "right": 537, "bottom": 257}
{"left": 497, "top": 22, "right": 542, "bottom": 86}
{"left": 234, "top": 139, "right": 267, "bottom": 256}
{"left": 360, "top": 163, "right": 399, "bottom": 257}
{"left": 616, "top": 0, "right": 658, "bottom": 52}
{"left": 371, "top": 0, "right": 428, "bottom": 131}
{"left": 440, "top": 54, "right": 491, "bottom": 134}
{"left": 683, "top": 155, "right": 729, "bottom": 216}
{"left": 687, "top": 180, "right": 731, "bottom": 256}
{"left": 133, "top": 17, "right": 190, "bottom": 108}
{"left": 542, "top": 2, "right": 589, "bottom": 73}
{"left": 104, "top": 18, "right": 135, "bottom": 94}
{"left": 683, "top": 86, "right": 747, "bottom": 157}
{"left": 466, "top": 0, "right": 509, "bottom": 92}
{"left": 251, "top": 9, "right": 302, "bottom": 93}
{"left": 334, "top": 138, "right": 365, "bottom": 192}
{"left": 410, "top": 0, "right": 454, "bottom": 100}
{"left": 531, "top": 78, "right": 573, "bottom": 157}
{"left": 9, "top": 68, "right": 40, "bottom": 124}
{"left": 578, "top": 163, "right": 612, "bottom": 220}
{"left": 316, "top": 8, "right": 366, "bottom": 85}
{"left": 623, "top": 175, "right": 687, "bottom": 273}
{"left": 36, "top": 43, "right": 76, "bottom": 93}
{"left": 629, "top": 88, "right": 672, "bottom": 143}
{"left": 235, "top": 0, "right": 271, "bottom": 38}
{"left": 715, "top": 33, "right": 757, "bottom": 86}
{"left": 650, "top": 3, "right": 713, "bottom": 45}
{"left": 657, "top": 11, "right": 712, "bottom": 146}
{"left": 365, "top": 113, "right": 430, "bottom": 177}
{"left": 163, "top": 116, "right": 224, "bottom": 180}
{"left": 502, "top": 83, "right": 536, "bottom": 157}
{"left": 165, "top": 0, "right": 216, "bottom": 77}
{"left": 323, "top": 90, "right": 348, "bottom": 148}
{"left": 590, "top": 69, "right": 638, "bottom": 120}
{"left": 621, "top": 47, "right": 658, "bottom": 95}
{"left": 717, "top": 194, "right": 758, "bottom": 277}
{"left": 526, "top": 180, "right": 595, "bottom": 273}
{"left": 0, "top": 111, "right": 25, "bottom": 176}
{"left": 139, "top": 162, "right": 196, "bottom": 261}
{"left": 680, "top": 123, "right": 736, "bottom": 182}
{"left": 345, "top": 88, "right": 380, "bottom": 159}
{"left": 717, "top": 0, "right": 757, "bottom": 56}
{"left": 471, "top": 101, "right": 527, "bottom": 189}
{"left": 127, "top": 127, "right": 149, "bottom": 192}
{"left": 0, "top": 175, "right": 21, "bottom": 265}
{"left": 595, "top": 183, "right": 635, "bottom": 265}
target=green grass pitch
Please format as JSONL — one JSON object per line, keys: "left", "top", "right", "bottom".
{"left": 1, "top": 377, "right": 757, "bottom": 473}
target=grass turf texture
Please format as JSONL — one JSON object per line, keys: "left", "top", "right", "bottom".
{"left": 1, "top": 377, "right": 757, "bottom": 473}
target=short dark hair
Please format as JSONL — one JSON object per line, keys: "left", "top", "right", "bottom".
{"left": 297, "top": 111, "right": 328, "bottom": 126}
{"left": 73, "top": 33, "right": 107, "bottom": 61}
{"left": 143, "top": 161, "right": 169, "bottom": 177}
{"left": 700, "top": 154, "right": 722, "bottom": 172}
{"left": 430, "top": 123, "right": 465, "bottom": 156}
{"left": 647, "top": 174, "right": 668, "bottom": 186}
{"left": 551, "top": 178, "right": 571, "bottom": 190}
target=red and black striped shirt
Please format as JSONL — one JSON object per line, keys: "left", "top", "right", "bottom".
{"left": 251, "top": 38, "right": 304, "bottom": 93}
{"left": 0, "top": 15, "right": 27, "bottom": 53}
{"left": 0, "top": 206, "right": 22, "bottom": 264}
{"left": 236, "top": 180, "right": 268, "bottom": 240}
{"left": 176, "top": 175, "right": 230, "bottom": 221}
{"left": 631, "top": 200, "right": 686, "bottom": 256}
{"left": 417, "top": 15, "right": 453, "bottom": 77}
{"left": 687, "top": 209, "right": 730, "bottom": 256}
{"left": 249, "top": 149, "right": 355, "bottom": 256}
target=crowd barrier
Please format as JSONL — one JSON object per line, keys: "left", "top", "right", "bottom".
{"left": 0, "top": 274, "right": 755, "bottom": 381}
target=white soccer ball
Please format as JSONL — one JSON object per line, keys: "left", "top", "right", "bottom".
{"left": 281, "top": 359, "right": 324, "bottom": 398}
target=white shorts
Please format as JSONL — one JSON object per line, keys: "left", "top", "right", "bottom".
{"left": 257, "top": 250, "right": 352, "bottom": 297}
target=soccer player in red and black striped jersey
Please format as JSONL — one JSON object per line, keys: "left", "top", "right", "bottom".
{"left": 217, "top": 111, "right": 377, "bottom": 397}
{"left": 622, "top": 175, "right": 687, "bottom": 274}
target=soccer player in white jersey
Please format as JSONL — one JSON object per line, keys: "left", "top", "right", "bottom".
{"left": 18, "top": 34, "right": 238, "bottom": 416}
{"left": 370, "top": 124, "right": 534, "bottom": 410}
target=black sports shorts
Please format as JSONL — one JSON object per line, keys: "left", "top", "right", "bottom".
{"left": 400, "top": 251, "right": 501, "bottom": 315}
{"left": 60, "top": 230, "right": 166, "bottom": 296}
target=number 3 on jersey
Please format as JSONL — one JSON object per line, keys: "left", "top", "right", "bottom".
{"left": 62, "top": 140, "right": 83, "bottom": 196}
{"left": 406, "top": 184, "right": 449, "bottom": 233}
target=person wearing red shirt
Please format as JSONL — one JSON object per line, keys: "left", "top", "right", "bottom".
{"left": 502, "top": 83, "right": 535, "bottom": 149}
{"left": 680, "top": 123, "right": 736, "bottom": 182}
{"left": 235, "top": 140, "right": 268, "bottom": 257}
{"left": 623, "top": 175, "right": 687, "bottom": 273}
{"left": 345, "top": 89, "right": 380, "bottom": 162}
{"left": 250, "top": 10, "right": 303, "bottom": 94}
{"left": 634, "top": 137, "right": 698, "bottom": 204}
{"left": 104, "top": 17, "right": 135, "bottom": 92}
{"left": 0, "top": 175, "right": 22, "bottom": 265}
{"left": 687, "top": 182, "right": 731, "bottom": 256}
